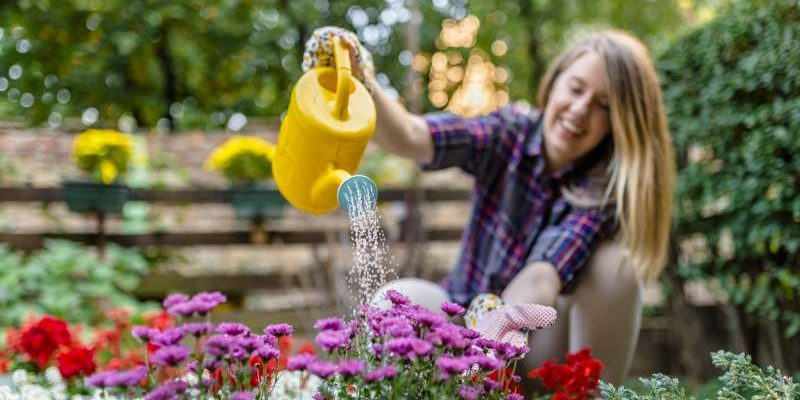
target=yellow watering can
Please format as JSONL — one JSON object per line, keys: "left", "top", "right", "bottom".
{"left": 273, "top": 36, "right": 378, "bottom": 215}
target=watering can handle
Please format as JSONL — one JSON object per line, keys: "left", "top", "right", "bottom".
{"left": 333, "top": 36, "right": 351, "bottom": 119}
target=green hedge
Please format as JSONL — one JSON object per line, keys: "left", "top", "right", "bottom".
{"left": 659, "top": 0, "right": 800, "bottom": 336}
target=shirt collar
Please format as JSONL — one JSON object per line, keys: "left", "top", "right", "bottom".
{"left": 526, "top": 119, "right": 574, "bottom": 182}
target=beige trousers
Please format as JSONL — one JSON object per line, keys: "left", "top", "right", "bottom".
{"left": 373, "top": 241, "right": 641, "bottom": 389}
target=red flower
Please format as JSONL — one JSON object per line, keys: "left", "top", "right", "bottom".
{"left": 20, "top": 316, "right": 72, "bottom": 369}
{"left": 487, "top": 367, "right": 522, "bottom": 394}
{"left": 56, "top": 346, "right": 96, "bottom": 379}
{"left": 528, "top": 348, "right": 604, "bottom": 400}
{"left": 144, "top": 310, "right": 174, "bottom": 330}
{"left": 0, "top": 350, "right": 10, "bottom": 374}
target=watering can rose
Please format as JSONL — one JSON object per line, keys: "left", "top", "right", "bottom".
{"left": 205, "top": 135, "right": 276, "bottom": 183}
{"left": 72, "top": 129, "right": 134, "bottom": 184}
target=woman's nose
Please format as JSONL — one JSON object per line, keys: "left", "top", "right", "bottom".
{"left": 569, "top": 93, "right": 592, "bottom": 117}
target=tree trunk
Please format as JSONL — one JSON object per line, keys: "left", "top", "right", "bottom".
{"left": 665, "top": 240, "right": 714, "bottom": 387}
{"left": 156, "top": 22, "right": 178, "bottom": 132}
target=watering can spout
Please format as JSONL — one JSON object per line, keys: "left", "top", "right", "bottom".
{"left": 273, "top": 35, "right": 377, "bottom": 215}
{"left": 310, "top": 169, "right": 377, "bottom": 215}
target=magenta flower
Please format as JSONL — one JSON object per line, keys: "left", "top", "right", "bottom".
{"left": 458, "top": 385, "right": 482, "bottom": 400}
{"left": 436, "top": 356, "right": 469, "bottom": 378}
{"left": 264, "top": 323, "right": 293, "bottom": 338}
{"left": 217, "top": 322, "right": 250, "bottom": 336}
{"left": 103, "top": 366, "right": 147, "bottom": 387}
{"left": 152, "top": 327, "right": 184, "bottom": 346}
{"left": 203, "top": 335, "right": 235, "bottom": 357}
{"left": 231, "top": 391, "right": 254, "bottom": 400}
{"left": 362, "top": 365, "right": 397, "bottom": 382}
{"left": 441, "top": 301, "right": 466, "bottom": 317}
{"left": 337, "top": 359, "right": 364, "bottom": 377}
{"left": 131, "top": 326, "right": 158, "bottom": 343}
{"left": 385, "top": 289, "right": 411, "bottom": 306}
{"left": 315, "top": 329, "right": 351, "bottom": 351}
{"left": 313, "top": 317, "right": 346, "bottom": 331}
{"left": 162, "top": 293, "right": 189, "bottom": 309}
{"left": 307, "top": 360, "right": 337, "bottom": 378}
{"left": 287, "top": 353, "right": 316, "bottom": 371}
{"left": 182, "top": 322, "right": 214, "bottom": 337}
{"left": 151, "top": 345, "right": 190, "bottom": 367}
{"left": 254, "top": 345, "right": 279, "bottom": 360}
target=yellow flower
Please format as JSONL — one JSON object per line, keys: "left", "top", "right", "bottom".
{"left": 205, "top": 135, "right": 276, "bottom": 183}
{"left": 72, "top": 129, "right": 134, "bottom": 184}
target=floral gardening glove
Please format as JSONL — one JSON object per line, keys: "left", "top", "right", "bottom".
{"left": 302, "top": 26, "right": 377, "bottom": 92}
{"left": 466, "top": 293, "right": 557, "bottom": 348}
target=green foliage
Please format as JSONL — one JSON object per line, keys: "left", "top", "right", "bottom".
{"left": 0, "top": 1, "right": 696, "bottom": 129}
{"left": 601, "top": 351, "right": 800, "bottom": 399}
{"left": 658, "top": 0, "right": 800, "bottom": 337}
{"left": 0, "top": 240, "right": 155, "bottom": 335}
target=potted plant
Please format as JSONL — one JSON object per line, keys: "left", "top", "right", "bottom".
{"left": 63, "top": 129, "right": 133, "bottom": 214}
{"left": 206, "top": 135, "right": 287, "bottom": 221}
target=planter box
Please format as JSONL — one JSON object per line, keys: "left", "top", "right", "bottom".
{"left": 62, "top": 180, "right": 129, "bottom": 214}
{"left": 229, "top": 184, "right": 288, "bottom": 221}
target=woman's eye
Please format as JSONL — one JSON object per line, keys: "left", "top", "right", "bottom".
{"left": 569, "top": 85, "right": 582, "bottom": 94}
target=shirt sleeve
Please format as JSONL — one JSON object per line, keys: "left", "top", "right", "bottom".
{"left": 526, "top": 206, "right": 617, "bottom": 293}
{"left": 420, "top": 104, "right": 531, "bottom": 178}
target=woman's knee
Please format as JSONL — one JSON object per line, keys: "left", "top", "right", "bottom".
{"left": 371, "top": 278, "right": 450, "bottom": 315}
{"left": 577, "top": 241, "right": 640, "bottom": 305}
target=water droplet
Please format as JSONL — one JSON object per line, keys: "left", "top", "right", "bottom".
{"left": 20, "top": 93, "right": 34, "bottom": 108}
{"left": 118, "top": 115, "right": 137, "bottom": 132}
{"left": 7, "top": 88, "right": 20, "bottom": 101}
{"left": 398, "top": 50, "right": 412, "bottom": 66}
{"left": 48, "top": 112, "right": 62, "bottom": 128}
{"left": 314, "top": 0, "right": 329, "bottom": 12}
{"left": 347, "top": 7, "right": 369, "bottom": 28}
{"left": 169, "top": 102, "right": 183, "bottom": 119}
{"left": 57, "top": 89, "right": 71, "bottom": 104}
{"left": 0, "top": 78, "right": 8, "bottom": 91}
{"left": 211, "top": 111, "right": 226, "bottom": 124}
{"left": 156, "top": 118, "right": 171, "bottom": 133}
{"left": 16, "top": 39, "right": 31, "bottom": 54}
{"left": 8, "top": 65, "right": 22, "bottom": 80}
{"left": 42, "top": 92, "right": 54, "bottom": 104}
{"left": 44, "top": 75, "right": 58, "bottom": 88}
{"left": 81, "top": 107, "right": 99, "bottom": 125}
{"left": 227, "top": 112, "right": 247, "bottom": 131}
{"left": 342, "top": 181, "right": 396, "bottom": 306}
{"left": 86, "top": 14, "right": 101, "bottom": 31}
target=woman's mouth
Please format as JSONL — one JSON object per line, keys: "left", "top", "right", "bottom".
{"left": 559, "top": 118, "right": 584, "bottom": 138}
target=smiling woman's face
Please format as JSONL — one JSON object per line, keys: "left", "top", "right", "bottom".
{"left": 542, "top": 51, "right": 611, "bottom": 173}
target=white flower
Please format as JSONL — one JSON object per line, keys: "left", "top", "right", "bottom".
{"left": 45, "top": 367, "right": 64, "bottom": 386}
{"left": 270, "top": 371, "right": 321, "bottom": 399}
{"left": 0, "top": 386, "right": 20, "bottom": 400}
{"left": 19, "top": 384, "right": 52, "bottom": 400}
{"left": 11, "top": 371, "right": 28, "bottom": 386}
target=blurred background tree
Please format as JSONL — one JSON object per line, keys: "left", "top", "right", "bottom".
{"left": 0, "top": 0, "right": 720, "bottom": 131}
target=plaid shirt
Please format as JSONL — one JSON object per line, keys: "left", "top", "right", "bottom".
{"left": 422, "top": 104, "right": 617, "bottom": 304}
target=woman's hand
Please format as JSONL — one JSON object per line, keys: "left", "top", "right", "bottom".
{"left": 302, "top": 26, "right": 377, "bottom": 91}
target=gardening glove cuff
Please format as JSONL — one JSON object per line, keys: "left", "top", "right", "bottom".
{"left": 467, "top": 293, "right": 557, "bottom": 348}
{"left": 302, "top": 26, "right": 377, "bottom": 93}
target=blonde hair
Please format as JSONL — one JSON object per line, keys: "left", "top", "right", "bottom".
{"left": 537, "top": 30, "right": 675, "bottom": 281}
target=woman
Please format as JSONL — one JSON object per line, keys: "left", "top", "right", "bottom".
{"left": 304, "top": 28, "right": 675, "bottom": 386}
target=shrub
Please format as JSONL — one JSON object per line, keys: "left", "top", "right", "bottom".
{"left": 658, "top": 0, "right": 800, "bottom": 337}
{"left": 0, "top": 240, "right": 153, "bottom": 331}
{"left": 600, "top": 350, "right": 800, "bottom": 399}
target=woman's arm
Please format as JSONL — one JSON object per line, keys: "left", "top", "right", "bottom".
{"left": 366, "top": 79, "right": 434, "bottom": 164}
{"left": 502, "top": 261, "right": 562, "bottom": 307}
